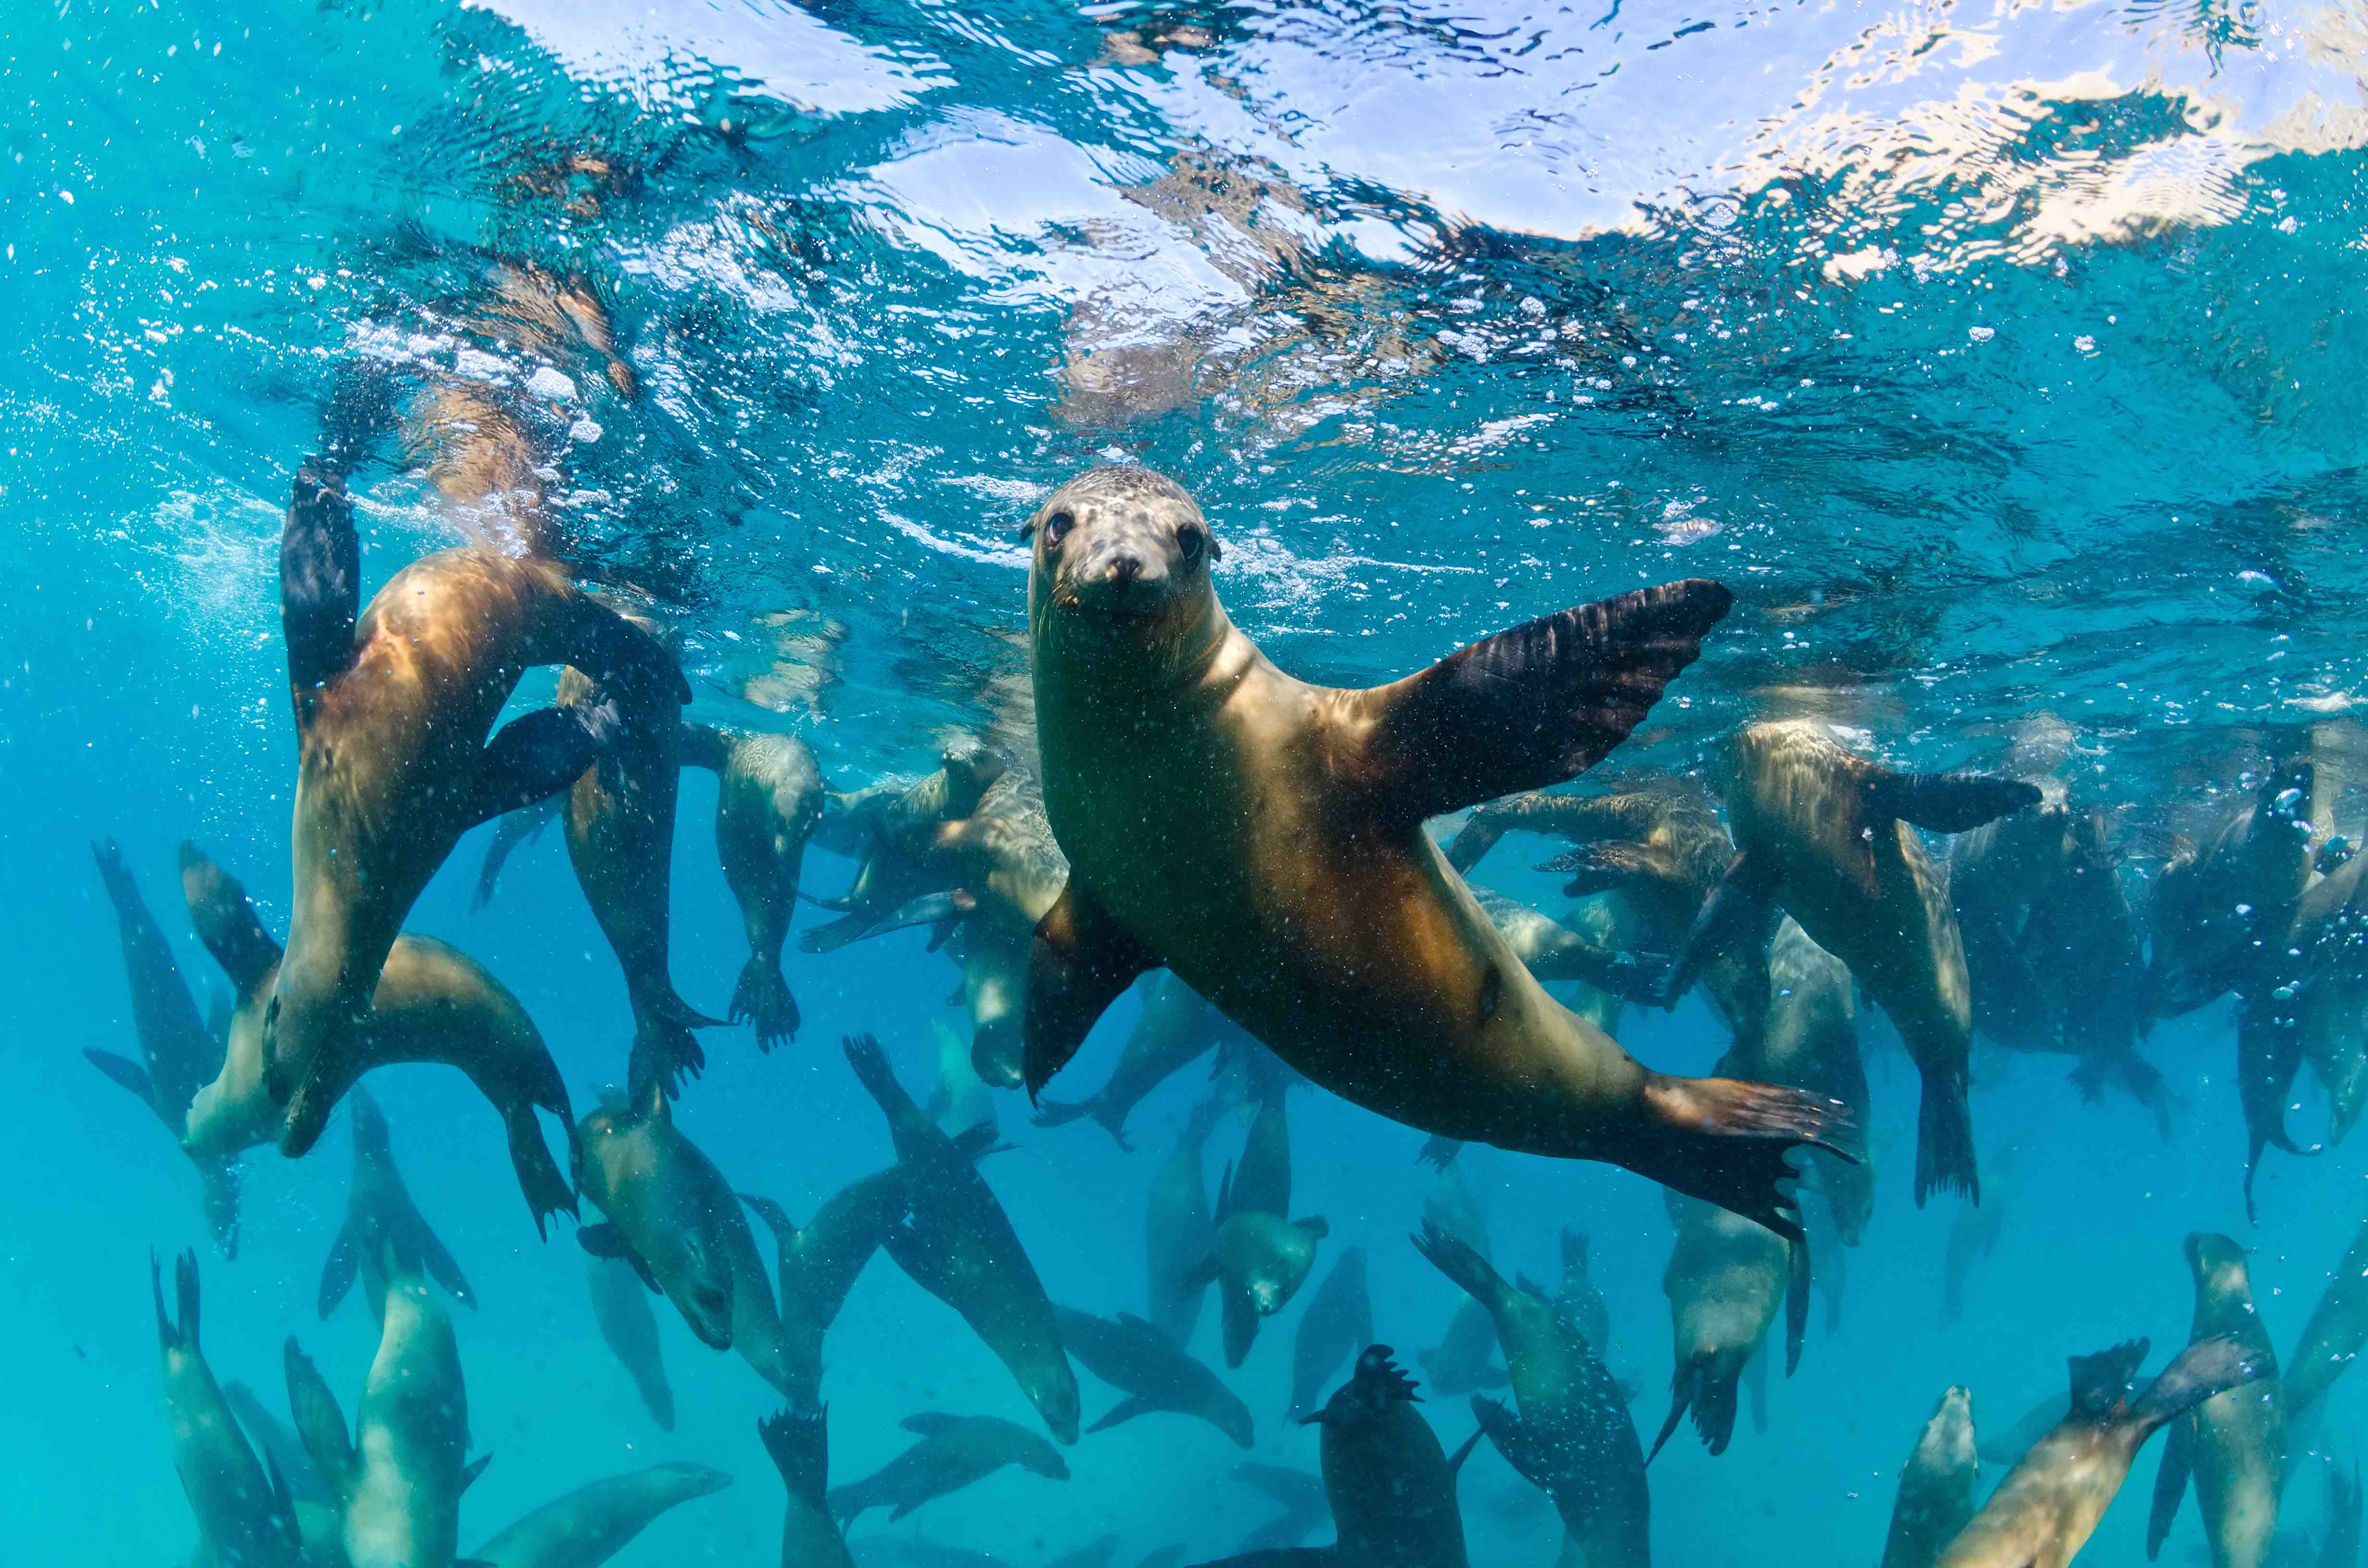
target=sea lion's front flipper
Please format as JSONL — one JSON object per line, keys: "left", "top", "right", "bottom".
{"left": 2146, "top": 1413, "right": 2195, "bottom": 1559}
{"left": 1861, "top": 769, "right": 2042, "bottom": 833}
{"left": 283, "top": 1338, "right": 358, "bottom": 1505}
{"left": 1085, "top": 1396, "right": 1157, "bottom": 1435}
{"left": 1470, "top": 1396, "right": 1553, "bottom": 1493}
{"left": 458, "top": 1453, "right": 493, "bottom": 1493}
{"left": 1350, "top": 579, "right": 1733, "bottom": 829}
{"left": 1658, "top": 851, "right": 1780, "bottom": 1011}
{"left": 84, "top": 1049, "right": 159, "bottom": 1114}
{"left": 467, "top": 705, "right": 618, "bottom": 831}
{"left": 1023, "top": 879, "right": 1163, "bottom": 1103}
{"left": 579, "top": 1223, "right": 662, "bottom": 1295}
{"left": 280, "top": 460, "right": 361, "bottom": 710}
{"left": 1628, "top": 1073, "right": 1854, "bottom": 1245}
{"left": 179, "top": 844, "right": 284, "bottom": 1001}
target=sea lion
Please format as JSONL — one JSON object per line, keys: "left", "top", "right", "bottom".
{"left": 152, "top": 1251, "right": 305, "bottom": 1568}
{"left": 286, "top": 1233, "right": 488, "bottom": 1568}
{"left": 584, "top": 1251, "right": 674, "bottom": 1430}
{"left": 1418, "top": 1171, "right": 1508, "bottom": 1396}
{"left": 179, "top": 845, "right": 579, "bottom": 1235}
{"left": 1146, "top": 1094, "right": 1228, "bottom": 1349}
{"left": 801, "top": 744, "right": 1010, "bottom": 954}
{"left": 1883, "top": 1387, "right": 1980, "bottom": 1568}
{"left": 1230, "top": 1464, "right": 1331, "bottom": 1554}
{"left": 1414, "top": 1222, "right": 1647, "bottom": 1568}
{"left": 318, "top": 1086, "right": 474, "bottom": 1322}
{"left": 1652, "top": 1184, "right": 1798, "bottom": 1459}
{"left": 2149, "top": 1233, "right": 2287, "bottom": 1568}
{"left": 2151, "top": 761, "right": 2319, "bottom": 1017}
{"left": 90, "top": 839, "right": 240, "bottom": 1256}
{"left": 1936, "top": 1335, "right": 2268, "bottom": 1568}
{"left": 1036, "top": 973, "right": 1245, "bottom": 1148}
{"left": 1673, "top": 720, "right": 2038, "bottom": 1204}
{"left": 472, "top": 1463, "right": 730, "bottom": 1568}
{"left": 2244, "top": 847, "right": 2368, "bottom": 1213}
{"left": 470, "top": 794, "right": 561, "bottom": 912}
{"left": 923, "top": 1018, "right": 997, "bottom": 1135}
{"left": 2324, "top": 1465, "right": 2362, "bottom": 1568}
{"left": 737, "top": 1163, "right": 913, "bottom": 1408}
{"left": 679, "top": 723, "right": 827, "bottom": 1049}
{"left": 1942, "top": 1146, "right": 2016, "bottom": 1326}
{"left": 1204, "top": 1152, "right": 1328, "bottom": 1370}
{"left": 758, "top": 1408, "right": 853, "bottom": 1568}
{"left": 1019, "top": 467, "right": 1848, "bottom": 1237}
{"left": 843, "top": 1032, "right": 1081, "bottom": 1443}
{"left": 825, "top": 1413, "right": 1070, "bottom": 1526}
{"left": 2286, "top": 1217, "right": 2368, "bottom": 1419}
{"left": 1288, "top": 1248, "right": 1374, "bottom": 1425}
{"left": 913, "top": 769, "right": 1071, "bottom": 1089}
{"left": 269, "top": 456, "right": 685, "bottom": 1135}
{"left": 223, "top": 1378, "right": 333, "bottom": 1512}
{"left": 573, "top": 1079, "right": 799, "bottom": 1400}
{"left": 1755, "top": 917, "right": 1873, "bottom": 1243}
{"left": 1306, "top": 1346, "right": 1482, "bottom": 1568}
{"left": 1469, "top": 886, "right": 1661, "bottom": 1016}
{"left": 1557, "top": 1230, "right": 1613, "bottom": 1361}
{"left": 1053, "top": 1304, "right": 1255, "bottom": 1448}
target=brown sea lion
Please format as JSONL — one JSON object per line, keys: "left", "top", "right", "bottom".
{"left": 801, "top": 743, "right": 1010, "bottom": 954}
{"left": 2287, "top": 1217, "right": 2368, "bottom": 1420}
{"left": 90, "top": 840, "right": 241, "bottom": 1257}
{"left": 2149, "top": 1233, "right": 2286, "bottom": 1568}
{"left": 471, "top": 1462, "right": 731, "bottom": 1568}
{"left": 1651, "top": 1183, "right": 1797, "bottom": 1459}
{"left": 738, "top": 1163, "right": 912, "bottom": 1408}
{"left": 916, "top": 770, "right": 1072, "bottom": 1089}
{"left": 178, "top": 845, "right": 579, "bottom": 1235}
{"left": 1883, "top": 1387, "right": 1980, "bottom": 1568}
{"left": 1306, "top": 1346, "right": 1483, "bottom": 1568}
{"left": 269, "top": 457, "right": 685, "bottom": 1137}
{"left": 152, "top": 1251, "right": 305, "bottom": 1568}
{"left": 318, "top": 1086, "right": 474, "bottom": 1322}
{"left": 1673, "top": 720, "right": 2038, "bottom": 1204}
{"left": 1019, "top": 466, "right": 1849, "bottom": 1239}
{"left": 759, "top": 1408, "right": 853, "bottom": 1568}
{"left": 1146, "top": 1093, "right": 1229, "bottom": 1349}
{"left": 678, "top": 724, "right": 826, "bottom": 1050}
{"left": 825, "top": 1413, "right": 1069, "bottom": 1525}
{"left": 2150, "top": 761, "right": 2319, "bottom": 1018}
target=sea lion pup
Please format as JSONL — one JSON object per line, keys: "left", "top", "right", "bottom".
{"left": 1289, "top": 1248, "right": 1374, "bottom": 1425}
{"left": 678, "top": 723, "right": 826, "bottom": 1050}
{"left": 1448, "top": 780, "right": 1774, "bottom": 1041}
{"left": 573, "top": 1079, "right": 800, "bottom": 1400}
{"left": 843, "top": 1032, "right": 1082, "bottom": 1443}
{"left": 737, "top": 1164, "right": 913, "bottom": 1407}
{"left": 825, "top": 1413, "right": 1070, "bottom": 1526}
{"left": 1019, "top": 467, "right": 1849, "bottom": 1237}
{"left": 2149, "top": 1233, "right": 2287, "bottom": 1568}
{"left": 1936, "top": 1335, "right": 2268, "bottom": 1568}
{"left": 471, "top": 1462, "right": 732, "bottom": 1568}
{"left": 1413, "top": 1221, "right": 1648, "bottom": 1568}
{"left": 1652, "top": 1182, "right": 1797, "bottom": 1460}
{"left": 2150, "top": 760, "right": 2320, "bottom": 1018}
{"left": 758, "top": 1409, "right": 853, "bottom": 1568}
{"left": 89, "top": 839, "right": 241, "bottom": 1257}
{"left": 1671, "top": 721, "right": 2038, "bottom": 1205}
{"left": 178, "top": 845, "right": 580, "bottom": 1235}
{"left": 1053, "top": 1304, "right": 1256, "bottom": 1447}
{"left": 2286, "top": 1218, "right": 2368, "bottom": 1421}
{"left": 1306, "top": 1346, "right": 1484, "bottom": 1568}
{"left": 151, "top": 1251, "right": 306, "bottom": 1568}
{"left": 269, "top": 450, "right": 687, "bottom": 1132}
{"left": 1036, "top": 973, "right": 1244, "bottom": 1148}
{"left": 1146, "top": 1093, "right": 1229, "bottom": 1349}
{"left": 1756, "top": 917, "right": 1874, "bottom": 1243}
{"left": 318, "top": 1086, "right": 474, "bottom": 1322}
{"left": 286, "top": 1232, "right": 489, "bottom": 1568}
{"left": 584, "top": 1251, "right": 675, "bottom": 1429}
{"left": 801, "top": 743, "right": 1011, "bottom": 954}
{"left": 1883, "top": 1387, "right": 1981, "bottom": 1568}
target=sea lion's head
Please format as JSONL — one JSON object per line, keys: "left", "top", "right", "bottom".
{"left": 2185, "top": 1231, "right": 2253, "bottom": 1302}
{"left": 1025, "top": 466, "right": 1223, "bottom": 674}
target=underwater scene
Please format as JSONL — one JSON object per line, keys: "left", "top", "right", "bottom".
{"left": 13, "top": 0, "right": 2368, "bottom": 1564}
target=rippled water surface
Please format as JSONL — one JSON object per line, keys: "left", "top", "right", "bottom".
{"left": 10, "top": 0, "right": 2368, "bottom": 1563}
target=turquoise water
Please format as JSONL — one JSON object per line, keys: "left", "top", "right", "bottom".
{"left": 9, "top": 0, "right": 2368, "bottom": 1563}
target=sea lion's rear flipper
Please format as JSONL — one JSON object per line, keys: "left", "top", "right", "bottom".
{"left": 85, "top": 1049, "right": 160, "bottom": 1115}
{"left": 2239, "top": 999, "right": 2317, "bottom": 1222}
{"left": 179, "top": 844, "right": 284, "bottom": 1000}
{"left": 1913, "top": 1069, "right": 1981, "bottom": 1209}
{"left": 2126, "top": 1333, "right": 2269, "bottom": 1440}
{"left": 1409, "top": 1218, "right": 1508, "bottom": 1317}
{"left": 494, "top": 1095, "right": 579, "bottom": 1240}
{"left": 1416, "top": 1136, "right": 1465, "bottom": 1170}
{"left": 1658, "top": 851, "right": 1780, "bottom": 1011}
{"left": 1350, "top": 579, "right": 1733, "bottom": 829}
{"left": 283, "top": 1338, "right": 358, "bottom": 1505}
{"left": 759, "top": 1407, "right": 830, "bottom": 1504}
{"left": 1784, "top": 1237, "right": 1810, "bottom": 1377}
{"left": 1024, "top": 879, "right": 1164, "bottom": 1103}
{"left": 1744, "top": 1346, "right": 1770, "bottom": 1435}
{"left": 1086, "top": 1396, "right": 1158, "bottom": 1435}
{"left": 579, "top": 1224, "right": 662, "bottom": 1295}
{"left": 280, "top": 460, "right": 361, "bottom": 709}
{"left": 1861, "top": 770, "right": 2042, "bottom": 834}
{"left": 468, "top": 706, "right": 617, "bottom": 832}
{"left": 406, "top": 1207, "right": 477, "bottom": 1311}
{"left": 1627, "top": 1073, "right": 1854, "bottom": 1245}
{"left": 2146, "top": 1413, "right": 2195, "bottom": 1559}
{"left": 1646, "top": 1364, "right": 1695, "bottom": 1465}
{"left": 198, "top": 1158, "right": 242, "bottom": 1262}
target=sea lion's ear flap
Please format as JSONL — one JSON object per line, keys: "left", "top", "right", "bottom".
{"left": 280, "top": 459, "right": 362, "bottom": 711}
{"left": 1349, "top": 580, "right": 1733, "bottom": 830}
{"left": 1861, "top": 769, "right": 2042, "bottom": 834}
{"left": 1022, "top": 879, "right": 1162, "bottom": 1104}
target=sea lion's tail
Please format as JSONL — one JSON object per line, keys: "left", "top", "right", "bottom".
{"left": 1627, "top": 1074, "right": 1856, "bottom": 1245}
{"left": 728, "top": 956, "right": 800, "bottom": 1052}
{"left": 1912, "top": 1069, "right": 1980, "bottom": 1209}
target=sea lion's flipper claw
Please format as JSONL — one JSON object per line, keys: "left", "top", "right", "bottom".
{"left": 280, "top": 459, "right": 362, "bottom": 707}
{"left": 1660, "top": 850, "right": 1778, "bottom": 1011}
{"left": 2146, "top": 1409, "right": 2194, "bottom": 1559}
{"left": 1862, "top": 769, "right": 2042, "bottom": 834}
{"left": 1023, "top": 879, "right": 1162, "bottom": 1103}
{"left": 469, "top": 706, "right": 605, "bottom": 830}
{"left": 84, "top": 1048, "right": 159, "bottom": 1112}
{"left": 1350, "top": 578, "right": 1733, "bottom": 828}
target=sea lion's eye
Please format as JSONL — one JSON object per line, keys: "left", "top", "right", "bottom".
{"left": 1042, "top": 511, "right": 1074, "bottom": 549}
{"left": 1177, "top": 525, "right": 1207, "bottom": 564}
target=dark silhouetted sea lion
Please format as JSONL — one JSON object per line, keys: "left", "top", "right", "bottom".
{"left": 152, "top": 1251, "right": 305, "bottom": 1568}
{"left": 179, "top": 845, "right": 579, "bottom": 1235}
{"left": 844, "top": 1032, "right": 1081, "bottom": 1443}
{"left": 269, "top": 457, "right": 684, "bottom": 1136}
{"left": 2243, "top": 847, "right": 2368, "bottom": 1214}
{"left": 1229, "top": 1464, "right": 1330, "bottom": 1555}
{"left": 738, "top": 1163, "right": 912, "bottom": 1408}
{"left": 2287, "top": 1217, "right": 2368, "bottom": 1420}
{"left": 826, "top": 1413, "right": 1069, "bottom": 1526}
{"left": 471, "top": 794, "right": 561, "bottom": 913}
{"left": 584, "top": 1250, "right": 674, "bottom": 1430}
{"left": 91, "top": 839, "right": 240, "bottom": 1256}
{"left": 1288, "top": 1247, "right": 1373, "bottom": 1425}
{"left": 1019, "top": 467, "right": 1848, "bottom": 1239}
{"left": 318, "top": 1086, "right": 473, "bottom": 1322}
{"left": 573, "top": 1079, "right": 798, "bottom": 1400}
{"left": 472, "top": 1462, "right": 731, "bottom": 1568}
{"left": 2150, "top": 761, "right": 2318, "bottom": 1017}
{"left": 1054, "top": 1304, "right": 1254, "bottom": 1448}
{"left": 680, "top": 723, "right": 826, "bottom": 1050}
{"left": 1651, "top": 1184, "right": 1797, "bottom": 1460}
{"left": 1937, "top": 1335, "right": 2267, "bottom": 1568}
{"left": 1884, "top": 1386, "right": 1980, "bottom": 1568}
{"left": 2150, "top": 1234, "right": 2287, "bottom": 1568}
{"left": 759, "top": 1408, "right": 853, "bottom": 1568}
{"left": 1036, "top": 974, "right": 1245, "bottom": 1148}
{"left": 1675, "top": 720, "right": 2037, "bottom": 1205}
{"left": 1306, "top": 1346, "right": 1482, "bottom": 1568}
{"left": 1146, "top": 1094, "right": 1228, "bottom": 1349}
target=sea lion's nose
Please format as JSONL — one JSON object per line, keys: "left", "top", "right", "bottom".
{"left": 1110, "top": 554, "right": 1142, "bottom": 587}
